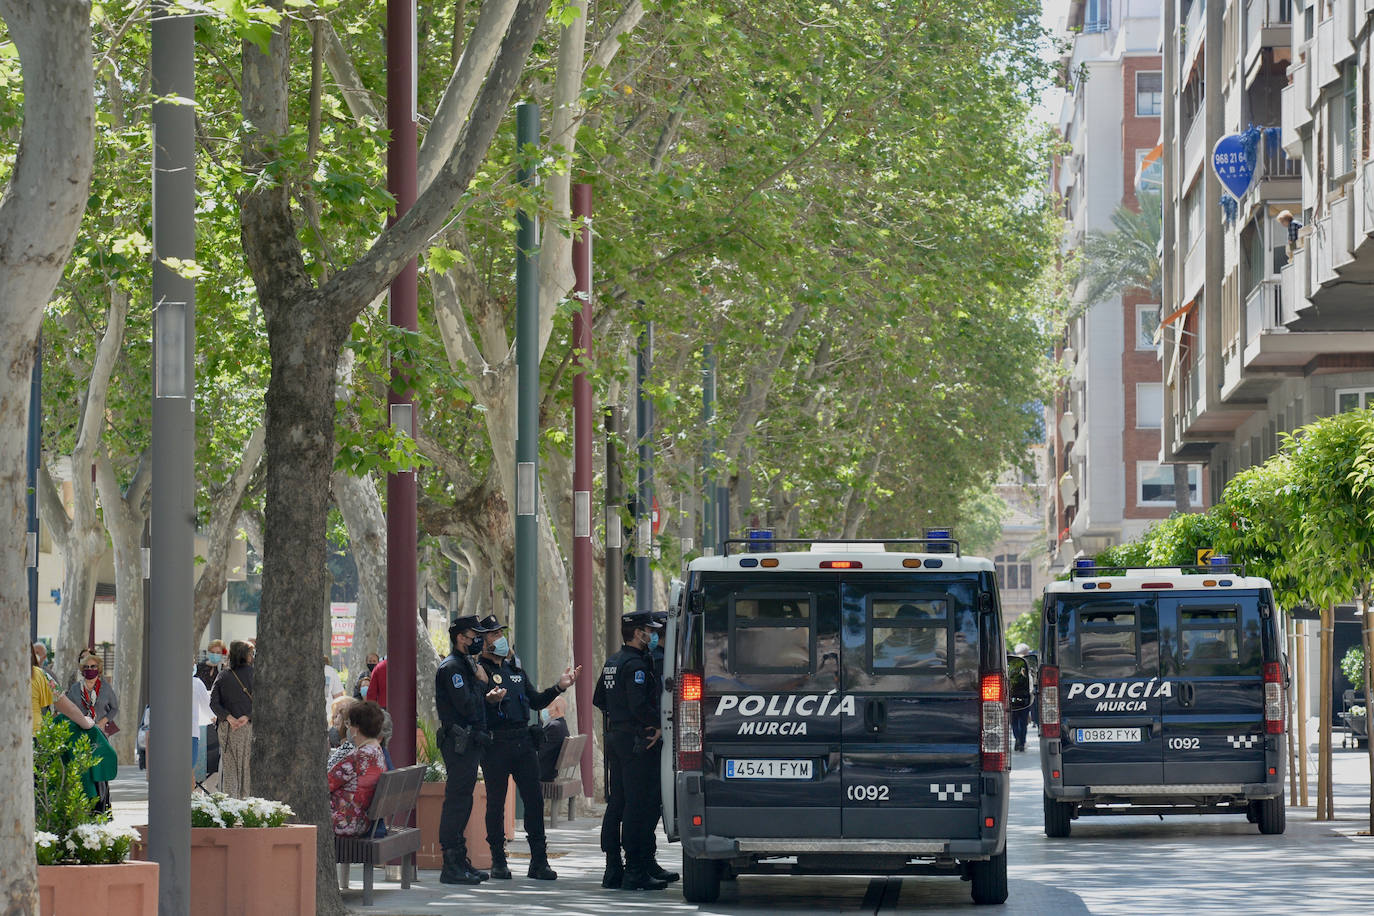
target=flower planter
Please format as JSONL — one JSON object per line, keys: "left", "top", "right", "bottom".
{"left": 136, "top": 824, "right": 315, "bottom": 916}
{"left": 415, "top": 778, "right": 516, "bottom": 869}
{"left": 38, "top": 861, "right": 159, "bottom": 916}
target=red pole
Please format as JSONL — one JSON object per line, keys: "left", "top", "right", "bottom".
{"left": 385, "top": 0, "right": 418, "bottom": 769}
{"left": 572, "top": 183, "right": 595, "bottom": 797}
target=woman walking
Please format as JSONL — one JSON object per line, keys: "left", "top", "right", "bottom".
{"left": 66, "top": 650, "right": 119, "bottom": 811}
{"left": 210, "top": 640, "right": 255, "bottom": 797}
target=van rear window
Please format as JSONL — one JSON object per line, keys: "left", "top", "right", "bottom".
{"left": 1058, "top": 598, "right": 1154, "bottom": 679}
{"left": 870, "top": 598, "right": 948, "bottom": 672}
{"left": 730, "top": 595, "right": 814, "bottom": 674}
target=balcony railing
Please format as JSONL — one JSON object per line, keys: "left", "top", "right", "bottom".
{"left": 1258, "top": 142, "right": 1301, "bottom": 180}
{"left": 1244, "top": 0, "right": 1293, "bottom": 48}
{"left": 1244, "top": 278, "right": 1289, "bottom": 346}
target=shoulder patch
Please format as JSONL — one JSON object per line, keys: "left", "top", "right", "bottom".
{"left": 633, "top": 670, "right": 646, "bottom": 684}
{"left": 452, "top": 673, "right": 464, "bottom": 689}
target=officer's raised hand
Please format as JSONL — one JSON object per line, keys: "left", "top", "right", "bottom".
{"left": 486, "top": 686, "right": 507, "bottom": 703}
{"left": 557, "top": 665, "right": 581, "bottom": 690}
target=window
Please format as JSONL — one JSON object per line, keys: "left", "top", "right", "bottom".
{"left": 1176, "top": 602, "right": 1262, "bottom": 675}
{"left": 1330, "top": 63, "right": 1358, "bottom": 180}
{"left": 995, "top": 553, "right": 1034, "bottom": 591}
{"left": 1183, "top": 181, "right": 1203, "bottom": 251}
{"left": 1336, "top": 387, "right": 1374, "bottom": 412}
{"left": 1138, "top": 462, "right": 1201, "bottom": 505}
{"left": 869, "top": 598, "right": 949, "bottom": 672}
{"left": 730, "top": 595, "right": 813, "bottom": 674}
{"left": 1136, "top": 72, "right": 1162, "bottom": 116}
{"left": 1136, "top": 305, "right": 1161, "bottom": 349}
{"left": 1136, "top": 383, "right": 1164, "bottom": 428}
{"left": 1084, "top": 0, "right": 1111, "bottom": 32}
{"left": 1058, "top": 599, "right": 1149, "bottom": 678}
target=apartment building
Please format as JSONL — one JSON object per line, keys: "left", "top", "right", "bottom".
{"left": 989, "top": 445, "right": 1052, "bottom": 623}
{"left": 1159, "top": 0, "right": 1374, "bottom": 496}
{"left": 1049, "top": 0, "right": 1189, "bottom": 573}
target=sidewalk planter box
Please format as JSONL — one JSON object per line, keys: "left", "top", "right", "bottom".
{"left": 136, "top": 824, "right": 315, "bottom": 916}
{"left": 39, "top": 861, "right": 159, "bottom": 916}
{"left": 415, "top": 778, "right": 516, "bottom": 869}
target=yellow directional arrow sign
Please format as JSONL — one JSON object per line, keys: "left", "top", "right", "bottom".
{"left": 1196, "top": 548, "right": 1215, "bottom": 565}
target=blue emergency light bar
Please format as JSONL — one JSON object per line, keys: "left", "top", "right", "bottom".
{"left": 1075, "top": 558, "right": 1095, "bottom": 569}
{"left": 1210, "top": 555, "right": 1230, "bottom": 566}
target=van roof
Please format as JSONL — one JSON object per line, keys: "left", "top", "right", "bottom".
{"left": 1044, "top": 569, "right": 1273, "bottom": 593}
{"left": 687, "top": 550, "right": 994, "bottom": 574}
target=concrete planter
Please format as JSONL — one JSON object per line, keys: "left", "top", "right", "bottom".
{"left": 39, "top": 861, "right": 160, "bottom": 916}
{"left": 136, "top": 824, "right": 316, "bottom": 915}
{"left": 415, "top": 778, "right": 516, "bottom": 869}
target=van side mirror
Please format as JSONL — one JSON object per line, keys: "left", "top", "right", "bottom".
{"left": 690, "top": 592, "right": 705, "bottom": 613}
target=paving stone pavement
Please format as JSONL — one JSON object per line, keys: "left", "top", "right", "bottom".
{"left": 110, "top": 723, "right": 1374, "bottom": 914}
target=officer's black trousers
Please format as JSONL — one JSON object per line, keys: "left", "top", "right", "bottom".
{"left": 439, "top": 742, "right": 483, "bottom": 855}
{"left": 483, "top": 731, "right": 546, "bottom": 849}
{"left": 602, "top": 730, "right": 660, "bottom": 868}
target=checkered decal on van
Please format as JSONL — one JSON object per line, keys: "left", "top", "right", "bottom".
{"left": 931, "top": 783, "right": 972, "bottom": 802}
{"left": 1226, "top": 735, "right": 1258, "bottom": 749}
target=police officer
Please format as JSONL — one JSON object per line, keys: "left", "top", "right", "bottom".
{"left": 594, "top": 611, "right": 676, "bottom": 891}
{"left": 475, "top": 615, "right": 580, "bottom": 880}
{"left": 435, "top": 615, "right": 505, "bottom": 885}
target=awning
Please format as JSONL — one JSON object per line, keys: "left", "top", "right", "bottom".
{"left": 1136, "top": 142, "right": 1163, "bottom": 192}
{"left": 1161, "top": 299, "right": 1197, "bottom": 387}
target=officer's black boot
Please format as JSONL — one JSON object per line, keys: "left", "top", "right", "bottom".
{"left": 488, "top": 844, "right": 512, "bottom": 880}
{"left": 527, "top": 838, "right": 557, "bottom": 880}
{"left": 647, "top": 857, "right": 680, "bottom": 883}
{"left": 620, "top": 856, "right": 670, "bottom": 891}
{"left": 439, "top": 848, "right": 484, "bottom": 885}
{"left": 601, "top": 851, "right": 624, "bottom": 889}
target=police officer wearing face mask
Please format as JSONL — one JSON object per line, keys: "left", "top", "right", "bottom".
{"left": 435, "top": 615, "right": 506, "bottom": 885}
{"left": 474, "top": 615, "right": 581, "bottom": 881}
{"left": 594, "top": 611, "right": 677, "bottom": 891}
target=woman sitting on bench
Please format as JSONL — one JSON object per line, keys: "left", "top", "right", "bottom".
{"left": 328, "top": 700, "right": 388, "bottom": 835}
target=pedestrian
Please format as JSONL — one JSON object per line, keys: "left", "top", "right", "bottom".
{"left": 66, "top": 650, "right": 120, "bottom": 811}
{"left": 32, "top": 641, "right": 48, "bottom": 670}
{"left": 435, "top": 615, "right": 504, "bottom": 885}
{"left": 192, "top": 666, "right": 215, "bottom": 789}
{"left": 475, "top": 616, "right": 580, "bottom": 880}
{"left": 538, "top": 694, "right": 570, "bottom": 782}
{"left": 328, "top": 700, "right": 389, "bottom": 836}
{"left": 32, "top": 644, "right": 94, "bottom": 735}
{"left": 210, "top": 640, "right": 255, "bottom": 798}
{"left": 324, "top": 656, "right": 345, "bottom": 713}
{"left": 369, "top": 655, "right": 389, "bottom": 708}
{"left": 593, "top": 611, "right": 677, "bottom": 891}
{"left": 197, "top": 640, "right": 226, "bottom": 691}
{"left": 1009, "top": 643, "right": 1033, "bottom": 752}
{"left": 353, "top": 674, "right": 371, "bottom": 700}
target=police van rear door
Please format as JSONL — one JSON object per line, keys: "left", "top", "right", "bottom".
{"left": 1159, "top": 591, "right": 1267, "bottom": 784}
{"left": 701, "top": 573, "right": 844, "bottom": 838}
{"left": 1055, "top": 594, "right": 1164, "bottom": 786}
{"left": 839, "top": 573, "right": 984, "bottom": 839}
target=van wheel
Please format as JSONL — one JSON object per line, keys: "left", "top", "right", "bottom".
{"left": 969, "top": 850, "right": 1007, "bottom": 905}
{"left": 1256, "top": 796, "right": 1286, "bottom": 835}
{"left": 1044, "top": 792, "right": 1073, "bottom": 838}
{"left": 682, "top": 853, "right": 721, "bottom": 903}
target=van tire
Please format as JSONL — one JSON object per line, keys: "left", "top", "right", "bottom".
{"left": 969, "top": 850, "right": 1007, "bottom": 905}
{"left": 1256, "top": 796, "right": 1286, "bottom": 835}
{"left": 682, "top": 853, "right": 721, "bottom": 903}
{"left": 1044, "top": 792, "right": 1073, "bottom": 838}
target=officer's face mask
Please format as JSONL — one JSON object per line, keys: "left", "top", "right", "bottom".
{"left": 491, "top": 636, "right": 511, "bottom": 657}
{"left": 648, "top": 632, "right": 659, "bottom": 652}
{"left": 465, "top": 636, "right": 484, "bottom": 656}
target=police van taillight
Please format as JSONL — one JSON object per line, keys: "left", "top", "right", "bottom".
{"left": 1040, "top": 665, "right": 1060, "bottom": 739}
{"left": 980, "top": 673, "right": 1008, "bottom": 772}
{"left": 1263, "top": 661, "right": 1284, "bottom": 735}
{"left": 676, "top": 671, "right": 704, "bottom": 770}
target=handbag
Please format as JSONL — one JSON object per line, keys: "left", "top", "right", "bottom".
{"left": 101, "top": 721, "right": 120, "bottom": 737}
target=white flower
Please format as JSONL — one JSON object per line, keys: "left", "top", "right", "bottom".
{"left": 35, "top": 832, "right": 60, "bottom": 848}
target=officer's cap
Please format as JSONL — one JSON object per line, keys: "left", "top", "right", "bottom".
{"left": 651, "top": 611, "right": 668, "bottom": 624}
{"left": 622, "top": 611, "right": 663, "bottom": 629}
{"left": 476, "top": 614, "right": 507, "bottom": 633}
{"left": 449, "top": 614, "right": 481, "bottom": 634}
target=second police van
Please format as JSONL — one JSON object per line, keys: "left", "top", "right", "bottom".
{"left": 660, "top": 536, "right": 1012, "bottom": 905}
{"left": 1038, "top": 558, "right": 1288, "bottom": 836}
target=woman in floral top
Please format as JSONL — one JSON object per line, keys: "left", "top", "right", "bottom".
{"left": 327, "top": 700, "right": 389, "bottom": 835}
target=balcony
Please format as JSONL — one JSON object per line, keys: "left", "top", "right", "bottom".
{"left": 1281, "top": 62, "right": 1311, "bottom": 155}
{"left": 1183, "top": 112, "right": 1206, "bottom": 185}
{"left": 1183, "top": 238, "right": 1206, "bottom": 301}
{"left": 1182, "top": 0, "right": 1206, "bottom": 82}
{"left": 1243, "top": 0, "right": 1293, "bottom": 72}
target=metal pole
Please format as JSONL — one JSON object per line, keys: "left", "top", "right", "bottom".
{"left": 150, "top": 3, "right": 195, "bottom": 910}
{"left": 385, "top": 0, "right": 419, "bottom": 769}
{"left": 515, "top": 102, "right": 541, "bottom": 691}
{"left": 700, "top": 345, "right": 716, "bottom": 555}
{"left": 717, "top": 484, "right": 730, "bottom": 552}
{"left": 635, "top": 322, "right": 654, "bottom": 614}
{"left": 604, "top": 407, "right": 623, "bottom": 657}
{"left": 27, "top": 331, "right": 40, "bottom": 643}
{"left": 571, "top": 184, "right": 596, "bottom": 796}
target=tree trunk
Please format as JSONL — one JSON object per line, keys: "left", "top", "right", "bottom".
{"left": 192, "top": 421, "right": 266, "bottom": 646}
{"left": 333, "top": 469, "right": 388, "bottom": 687}
{"left": 1362, "top": 593, "right": 1374, "bottom": 831}
{"left": 1318, "top": 606, "right": 1334, "bottom": 819}
{"left": 0, "top": 1, "right": 94, "bottom": 909}
{"left": 38, "top": 459, "right": 103, "bottom": 687}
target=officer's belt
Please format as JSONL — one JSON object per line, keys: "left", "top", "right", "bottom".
{"left": 607, "top": 723, "right": 642, "bottom": 734}
{"left": 490, "top": 726, "right": 530, "bottom": 741}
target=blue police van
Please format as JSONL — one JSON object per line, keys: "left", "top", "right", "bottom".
{"left": 661, "top": 537, "right": 1011, "bottom": 905}
{"left": 1038, "top": 558, "right": 1287, "bottom": 836}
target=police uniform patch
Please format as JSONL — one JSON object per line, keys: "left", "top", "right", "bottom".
{"left": 511, "top": 674, "right": 523, "bottom": 683}
{"left": 494, "top": 673, "right": 503, "bottom": 684}
{"left": 634, "top": 670, "right": 646, "bottom": 684}
{"left": 452, "top": 673, "right": 464, "bottom": 688}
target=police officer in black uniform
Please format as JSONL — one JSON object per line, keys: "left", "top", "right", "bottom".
{"left": 475, "top": 614, "right": 580, "bottom": 880}
{"left": 435, "top": 614, "right": 505, "bottom": 885}
{"left": 594, "top": 611, "right": 675, "bottom": 891}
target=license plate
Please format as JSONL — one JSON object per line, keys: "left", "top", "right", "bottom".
{"left": 724, "top": 758, "right": 813, "bottom": 779}
{"left": 1075, "top": 727, "right": 1141, "bottom": 743}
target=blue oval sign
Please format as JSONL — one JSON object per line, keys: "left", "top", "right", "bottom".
{"left": 1212, "top": 133, "right": 1255, "bottom": 199}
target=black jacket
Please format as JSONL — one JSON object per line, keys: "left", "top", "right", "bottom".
{"left": 435, "top": 652, "right": 487, "bottom": 730}
{"left": 478, "top": 655, "right": 561, "bottom": 731}
{"left": 593, "top": 643, "right": 658, "bottom": 732}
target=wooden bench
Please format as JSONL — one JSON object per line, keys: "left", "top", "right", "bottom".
{"left": 540, "top": 732, "right": 587, "bottom": 826}
{"left": 336, "top": 764, "right": 426, "bottom": 906}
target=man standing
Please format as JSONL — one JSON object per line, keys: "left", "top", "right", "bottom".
{"left": 594, "top": 612, "right": 674, "bottom": 891}
{"left": 475, "top": 615, "right": 580, "bottom": 880}
{"left": 435, "top": 615, "right": 503, "bottom": 885}
{"left": 369, "top": 655, "right": 388, "bottom": 708}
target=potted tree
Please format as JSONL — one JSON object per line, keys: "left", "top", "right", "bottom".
{"left": 1340, "top": 646, "right": 1368, "bottom": 746}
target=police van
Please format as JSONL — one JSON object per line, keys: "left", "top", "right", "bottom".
{"left": 660, "top": 537, "right": 1011, "bottom": 905}
{"left": 1038, "top": 558, "right": 1287, "bottom": 837}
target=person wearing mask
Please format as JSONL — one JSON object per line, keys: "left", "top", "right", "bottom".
{"left": 474, "top": 616, "right": 580, "bottom": 881}
{"left": 594, "top": 612, "right": 676, "bottom": 891}
{"left": 329, "top": 695, "right": 355, "bottom": 749}
{"left": 435, "top": 615, "right": 504, "bottom": 885}
{"left": 197, "top": 640, "right": 227, "bottom": 691}
{"left": 32, "top": 645, "right": 94, "bottom": 734}
{"left": 328, "top": 701, "right": 389, "bottom": 836}
{"left": 354, "top": 674, "right": 371, "bottom": 700}
{"left": 67, "top": 651, "right": 119, "bottom": 811}
{"left": 209, "top": 640, "right": 255, "bottom": 797}
{"left": 537, "top": 694, "right": 570, "bottom": 783}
